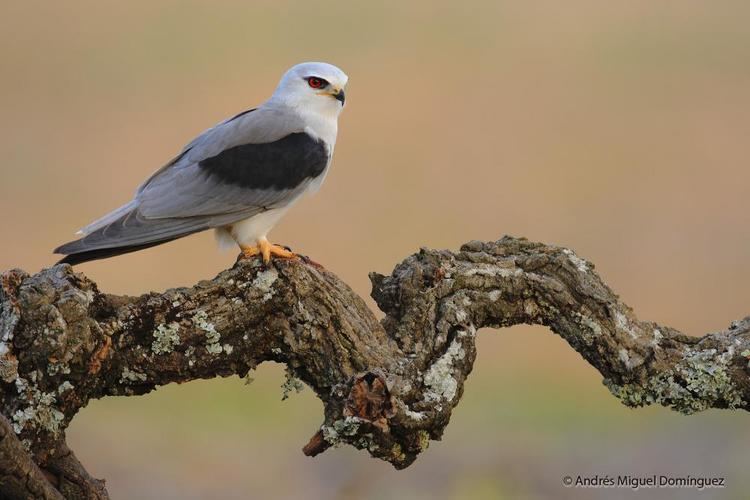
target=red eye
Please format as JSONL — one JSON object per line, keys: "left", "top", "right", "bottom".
{"left": 307, "top": 77, "right": 325, "bottom": 89}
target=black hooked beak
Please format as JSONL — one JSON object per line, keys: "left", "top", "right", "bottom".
{"left": 333, "top": 88, "right": 345, "bottom": 105}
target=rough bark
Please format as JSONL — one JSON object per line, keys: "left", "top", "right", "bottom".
{"left": 1, "top": 236, "right": 748, "bottom": 498}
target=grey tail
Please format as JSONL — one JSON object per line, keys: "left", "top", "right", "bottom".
{"left": 56, "top": 238, "right": 180, "bottom": 265}
{"left": 53, "top": 207, "right": 211, "bottom": 266}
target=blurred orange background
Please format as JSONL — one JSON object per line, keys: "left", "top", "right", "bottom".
{"left": 1, "top": 1, "right": 749, "bottom": 498}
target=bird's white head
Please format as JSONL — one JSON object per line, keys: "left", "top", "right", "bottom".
{"left": 269, "top": 62, "right": 348, "bottom": 118}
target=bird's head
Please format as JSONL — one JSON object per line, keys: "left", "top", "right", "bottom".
{"left": 270, "top": 62, "right": 348, "bottom": 117}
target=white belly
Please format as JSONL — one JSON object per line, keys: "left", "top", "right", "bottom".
{"left": 213, "top": 157, "right": 332, "bottom": 251}
{"left": 215, "top": 206, "right": 291, "bottom": 249}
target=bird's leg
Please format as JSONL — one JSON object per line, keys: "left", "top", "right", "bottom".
{"left": 258, "top": 238, "right": 296, "bottom": 264}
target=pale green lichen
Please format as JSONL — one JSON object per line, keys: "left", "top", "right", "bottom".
{"left": 321, "top": 425, "right": 338, "bottom": 444}
{"left": 321, "top": 416, "right": 363, "bottom": 446}
{"left": 57, "top": 381, "right": 74, "bottom": 394}
{"left": 281, "top": 369, "right": 305, "bottom": 400}
{"left": 206, "top": 343, "right": 223, "bottom": 354}
{"left": 46, "top": 362, "right": 71, "bottom": 376}
{"left": 423, "top": 338, "right": 465, "bottom": 402}
{"left": 604, "top": 347, "right": 743, "bottom": 414}
{"left": 252, "top": 268, "right": 279, "bottom": 302}
{"left": 151, "top": 322, "right": 181, "bottom": 354}
{"left": 120, "top": 367, "right": 147, "bottom": 384}
{"left": 401, "top": 405, "right": 427, "bottom": 422}
{"left": 193, "top": 310, "right": 222, "bottom": 354}
{"left": 12, "top": 407, "right": 36, "bottom": 434}
{"left": 12, "top": 384, "right": 66, "bottom": 436}
{"left": 15, "top": 376, "right": 28, "bottom": 394}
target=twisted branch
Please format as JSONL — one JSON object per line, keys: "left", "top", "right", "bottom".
{"left": 1, "top": 236, "right": 748, "bottom": 498}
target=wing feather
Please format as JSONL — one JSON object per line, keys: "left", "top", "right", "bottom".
{"left": 136, "top": 106, "right": 311, "bottom": 219}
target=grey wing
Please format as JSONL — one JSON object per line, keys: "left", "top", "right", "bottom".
{"left": 136, "top": 106, "right": 306, "bottom": 218}
{"left": 136, "top": 157, "right": 308, "bottom": 220}
{"left": 55, "top": 107, "right": 315, "bottom": 261}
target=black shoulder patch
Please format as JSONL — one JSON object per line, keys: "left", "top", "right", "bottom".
{"left": 198, "top": 132, "right": 329, "bottom": 190}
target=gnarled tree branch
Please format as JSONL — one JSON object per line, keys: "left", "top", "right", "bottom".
{"left": 1, "top": 236, "right": 748, "bottom": 498}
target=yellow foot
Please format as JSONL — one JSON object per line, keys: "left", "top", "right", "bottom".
{"left": 239, "top": 244, "right": 261, "bottom": 260}
{"left": 239, "top": 240, "right": 297, "bottom": 264}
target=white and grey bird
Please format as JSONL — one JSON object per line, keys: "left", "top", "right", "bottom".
{"left": 55, "top": 62, "right": 348, "bottom": 265}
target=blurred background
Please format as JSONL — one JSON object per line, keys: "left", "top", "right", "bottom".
{"left": 2, "top": 1, "right": 749, "bottom": 498}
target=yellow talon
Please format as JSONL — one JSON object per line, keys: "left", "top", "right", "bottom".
{"left": 239, "top": 238, "right": 296, "bottom": 264}
{"left": 239, "top": 244, "right": 261, "bottom": 259}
